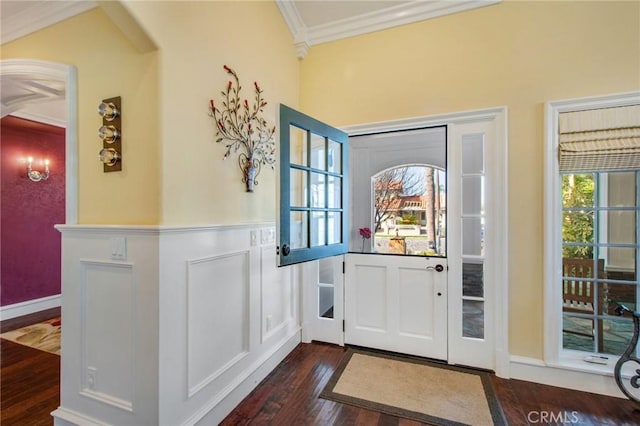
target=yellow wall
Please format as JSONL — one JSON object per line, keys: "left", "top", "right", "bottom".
{"left": 124, "top": 0, "right": 299, "bottom": 225}
{"left": 299, "top": 1, "right": 640, "bottom": 358}
{"left": 2, "top": 8, "right": 160, "bottom": 225}
{"left": 2, "top": 1, "right": 299, "bottom": 226}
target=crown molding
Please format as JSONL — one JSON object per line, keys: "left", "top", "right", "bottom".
{"left": 11, "top": 109, "right": 66, "bottom": 129}
{"left": 276, "top": 0, "right": 501, "bottom": 59}
{"left": 1, "top": 1, "right": 98, "bottom": 44}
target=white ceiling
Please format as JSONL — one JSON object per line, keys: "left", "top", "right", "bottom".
{"left": 0, "top": 0, "right": 499, "bottom": 124}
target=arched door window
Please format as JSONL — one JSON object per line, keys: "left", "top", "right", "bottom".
{"left": 372, "top": 165, "right": 446, "bottom": 256}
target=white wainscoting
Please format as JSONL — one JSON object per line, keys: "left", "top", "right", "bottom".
{"left": 53, "top": 223, "right": 301, "bottom": 426}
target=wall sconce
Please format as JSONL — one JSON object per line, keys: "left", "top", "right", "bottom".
{"left": 98, "top": 96, "right": 122, "bottom": 172}
{"left": 27, "top": 157, "right": 50, "bottom": 182}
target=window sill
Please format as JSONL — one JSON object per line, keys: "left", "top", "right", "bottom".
{"left": 547, "top": 352, "right": 618, "bottom": 376}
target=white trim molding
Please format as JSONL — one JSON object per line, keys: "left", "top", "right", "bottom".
{"left": 0, "top": 294, "right": 61, "bottom": 320}
{"left": 276, "top": 0, "right": 501, "bottom": 59}
{"left": 510, "top": 355, "right": 625, "bottom": 399}
{"left": 1, "top": 1, "right": 97, "bottom": 44}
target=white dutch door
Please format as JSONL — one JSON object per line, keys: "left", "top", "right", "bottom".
{"left": 345, "top": 127, "right": 448, "bottom": 360}
{"left": 345, "top": 254, "right": 447, "bottom": 359}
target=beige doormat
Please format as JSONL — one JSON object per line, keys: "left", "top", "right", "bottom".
{"left": 320, "top": 347, "right": 506, "bottom": 426}
{"left": 0, "top": 317, "right": 61, "bottom": 355}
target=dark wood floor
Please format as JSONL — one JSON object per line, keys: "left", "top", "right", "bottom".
{"left": 1, "top": 307, "right": 60, "bottom": 426}
{"left": 224, "top": 343, "right": 640, "bottom": 426}
{"left": 2, "top": 308, "right": 639, "bottom": 425}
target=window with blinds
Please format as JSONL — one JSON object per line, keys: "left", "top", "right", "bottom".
{"left": 558, "top": 104, "right": 640, "bottom": 172}
{"left": 558, "top": 103, "right": 640, "bottom": 356}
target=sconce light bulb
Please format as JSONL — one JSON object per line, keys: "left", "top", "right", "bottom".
{"left": 26, "top": 157, "right": 50, "bottom": 182}
{"left": 98, "top": 102, "right": 119, "bottom": 121}
{"left": 99, "top": 148, "right": 120, "bottom": 166}
{"left": 98, "top": 125, "right": 120, "bottom": 143}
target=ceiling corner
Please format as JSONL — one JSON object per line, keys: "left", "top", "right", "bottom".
{"left": 1, "top": 0, "right": 98, "bottom": 45}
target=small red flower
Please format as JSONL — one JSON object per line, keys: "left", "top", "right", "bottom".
{"left": 209, "top": 99, "right": 214, "bottom": 109}
{"left": 244, "top": 99, "right": 249, "bottom": 108}
{"left": 223, "top": 65, "right": 231, "bottom": 72}
{"left": 228, "top": 81, "right": 232, "bottom": 89}
{"left": 254, "top": 81, "right": 260, "bottom": 91}
{"left": 359, "top": 227, "right": 372, "bottom": 239}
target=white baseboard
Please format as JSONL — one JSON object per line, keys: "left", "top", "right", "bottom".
{"left": 510, "top": 355, "right": 626, "bottom": 398}
{"left": 52, "top": 407, "right": 109, "bottom": 426}
{"left": 0, "top": 294, "right": 61, "bottom": 320}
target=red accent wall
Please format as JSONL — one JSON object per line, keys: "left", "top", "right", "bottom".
{"left": 1, "top": 116, "right": 65, "bottom": 306}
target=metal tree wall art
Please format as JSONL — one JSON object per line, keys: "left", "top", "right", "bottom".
{"left": 209, "top": 65, "right": 276, "bottom": 192}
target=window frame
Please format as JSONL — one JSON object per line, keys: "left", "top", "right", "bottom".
{"left": 544, "top": 92, "right": 640, "bottom": 371}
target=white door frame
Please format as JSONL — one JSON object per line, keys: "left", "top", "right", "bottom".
{"left": 1, "top": 59, "right": 78, "bottom": 224}
{"left": 343, "top": 107, "right": 509, "bottom": 377}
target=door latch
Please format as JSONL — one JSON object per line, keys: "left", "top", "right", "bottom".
{"left": 426, "top": 264, "right": 444, "bottom": 272}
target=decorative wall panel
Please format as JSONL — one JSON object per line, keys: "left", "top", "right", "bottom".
{"left": 80, "top": 260, "right": 135, "bottom": 411}
{"left": 187, "top": 251, "right": 250, "bottom": 397}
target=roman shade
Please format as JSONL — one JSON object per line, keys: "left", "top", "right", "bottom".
{"left": 558, "top": 104, "right": 640, "bottom": 172}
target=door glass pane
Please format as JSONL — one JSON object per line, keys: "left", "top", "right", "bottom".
{"left": 463, "top": 300, "right": 484, "bottom": 338}
{"left": 328, "top": 212, "right": 341, "bottom": 244}
{"left": 311, "top": 211, "right": 326, "bottom": 247}
{"left": 463, "top": 262, "right": 484, "bottom": 297}
{"left": 372, "top": 166, "right": 446, "bottom": 257}
{"left": 290, "top": 169, "right": 308, "bottom": 207}
{"left": 462, "top": 135, "right": 484, "bottom": 174}
{"left": 290, "top": 211, "right": 307, "bottom": 249}
{"left": 311, "top": 172, "right": 326, "bottom": 208}
{"left": 310, "top": 133, "right": 325, "bottom": 170}
{"left": 318, "top": 257, "right": 336, "bottom": 319}
{"left": 462, "top": 176, "right": 483, "bottom": 215}
{"left": 319, "top": 286, "right": 334, "bottom": 318}
{"left": 328, "top": 139, "right": 342, "bottom": 173}
{"left": 462, "top": 218, "right": 483, "bottom": 256}
{"left": 290, "top": 125, "right": 307, "bottom": 166}
{"left": 328, "top": 176, "right": 341, "bottom": 208}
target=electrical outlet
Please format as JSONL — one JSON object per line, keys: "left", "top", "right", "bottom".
{"left": 87, "top": 367, "right": 98, "bottom": 390}
{"left": 266, "top": 315, "right": 273, "bottom": 331}
{"left": 250, "top": 230, "right": 258, "bottom": 246}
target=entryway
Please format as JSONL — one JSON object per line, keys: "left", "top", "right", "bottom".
{"left": 286, "top": 107, "right": 508, "bottom": 373}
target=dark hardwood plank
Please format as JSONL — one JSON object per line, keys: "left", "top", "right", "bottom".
{"left": 0, "top": 340, "right": 59, "bottom": 426}
{"left": 1, "top": 307, "right": 61, "bottom": 426}
{"left": 226, "top": 342, "right": 640, "bottom": 426}
{"left": 2, "top": 311, "right": 639, "bottom": 426}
